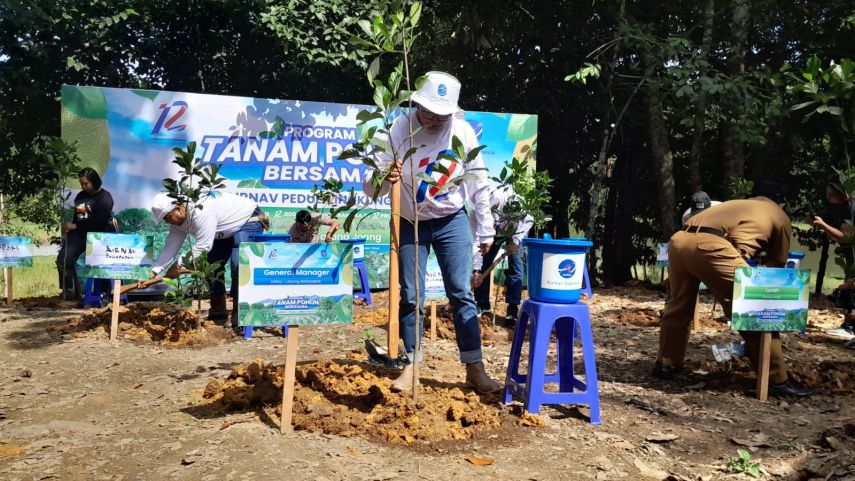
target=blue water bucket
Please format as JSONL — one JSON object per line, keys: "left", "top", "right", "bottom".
{"left": 786, "top": 251, "right": 805, "bottom": 269}
{"left": 249, "top": 233, "right": 291, "bottom": 243}
{"left": 339, "top": 238, "right": 365, "bottom": 261}
{"left": 746, "top": 258, "right": 759, "bottom": 267}
{"left": 522, "top": 234, "right": 593, "bottom": 303}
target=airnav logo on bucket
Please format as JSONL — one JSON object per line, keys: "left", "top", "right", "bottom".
{"left": 437, "top": 84, "right": 447, "bottom": 96}
{"left": 558, "top": 259, "right": 576, "bottom": 279}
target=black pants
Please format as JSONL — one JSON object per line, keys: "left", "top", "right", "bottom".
{"left": 56, "top": 232, "right": 86, "bottom": 295}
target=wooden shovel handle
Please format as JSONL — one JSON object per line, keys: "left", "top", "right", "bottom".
{"left": 119, "top": 269, "right": 193, "bottom": 295}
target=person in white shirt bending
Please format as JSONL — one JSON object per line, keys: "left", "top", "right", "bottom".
{"left": 363, "top": 71, "right": 501, "bottom": 394}
{"left": 149, "top": 191, "right": 265, "bottom": 328}
{"left": 471, "top": 188, "right": 533, "bottom": 324}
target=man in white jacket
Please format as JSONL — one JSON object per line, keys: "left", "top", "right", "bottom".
{"left": 150, "top": 191, "right": 265, "bottom": 328}
{"left": 471, "top": 188, "right": 533, "bottom": 323}
{"left": 363, "top": 71, "right": 501, "bottom": 394}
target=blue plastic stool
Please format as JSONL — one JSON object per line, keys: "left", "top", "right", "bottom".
{"left": 582, "top": 263, "right": 593, "bottom": 300}
{"left": 243, "top": 324, "right": 288, "bottom": 340}
{"left": 353, "top": 260, "right": 372, "bottom": 306}
{"left": 83, "top": 278, "right": 127, "bottom": 308}
{"left": 503, "top": 299, "right": 601, "bottom": 424}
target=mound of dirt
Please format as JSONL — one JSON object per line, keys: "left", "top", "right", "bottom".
{"left": 54, "top": 302, "right": 235, "bottom": 347}
{"left": 13, "top": 296, "right": 76, "bottom": 310}
{"left": 614, "top": 308, "right": 660, "bottom": 327}
{"left": 203, "top": 358, "right": 513, "bottom": 444}
{"left": 789, "top": 360, "right": 855, "bottom": 396}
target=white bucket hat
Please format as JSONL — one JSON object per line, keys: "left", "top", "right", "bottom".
{"left": 411, "top": 71, "right": 461, "bottom": 116}
{"left": 151, "top": 192, "right": 177, "bottom": 224}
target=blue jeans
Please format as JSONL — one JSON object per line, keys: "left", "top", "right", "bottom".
{"left": 399, "top": 209, "right": 482, "bottom": 364}
{"left": 475, "top": 240, "right": 524, "bottom": 308}
{"left": 208, "top": 220, "right": 264, "bottom": 299}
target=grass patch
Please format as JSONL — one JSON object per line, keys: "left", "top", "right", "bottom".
{"left": 0, "top": 256, "right": 58, "bottom": 299}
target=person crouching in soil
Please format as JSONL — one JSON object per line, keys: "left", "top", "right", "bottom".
{"left": 149, "top": 191, "right": 266, "bottom": 329}
{"left": 288, "top": 209, "right": 340, "bottom": 244}
{"left": 655, "top": 180, "right": 813, "bottom": 398}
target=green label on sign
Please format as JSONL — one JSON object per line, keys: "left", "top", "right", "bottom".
{"left": 743, "top": 286, "right": 800, "bottom": 300}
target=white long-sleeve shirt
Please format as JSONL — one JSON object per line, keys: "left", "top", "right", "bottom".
{"left": 470, "top": 190, "right": 534, "bottom": 269}
{"left": 152, "top": 192, "right": 257, "bottom": 272}
{"left": 362, "top": 113, "right": 495, "bottom": 244}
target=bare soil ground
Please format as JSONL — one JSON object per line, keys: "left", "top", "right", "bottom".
{"left": 0, "top": 286, "right": 853, "bottom": 480}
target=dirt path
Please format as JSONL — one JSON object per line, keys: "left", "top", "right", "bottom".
{"left": 0, "top": 287, "right": 853, "bottom": 480}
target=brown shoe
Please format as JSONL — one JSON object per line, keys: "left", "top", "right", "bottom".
{"left": 207, "top": 294, "right": 228, "bottom": 321}
{"left": 465, "top": 361, "right": 501, "bottom": 394}
{"left": 391, "top": 364, "right": 419, "bottom": 393}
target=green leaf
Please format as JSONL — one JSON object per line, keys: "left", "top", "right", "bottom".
{"left": 367, "top": 57, "right": 381, "bottom": 85}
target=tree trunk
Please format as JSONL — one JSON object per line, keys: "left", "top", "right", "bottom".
{"left": 584, "top": 0, "right": 626, "bottom": 285}
{"left": 815, "top": 237, "right": 829, "bottom": 297}
{"left": 644, "top": 79, "right": 678, "bottom": 238}
{"left": 602, "top": 148, "right": 635, "bottom": 285}
{"left": 688, "top": 0, "right": 716, "bottom": 191}
{"left": 723, "top": 0, "right": 750, "bottom": 179}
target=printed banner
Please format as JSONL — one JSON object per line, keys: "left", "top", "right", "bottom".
{"left": 61, "top": 85, "right": 538, "bottom": 289}
{"left": 238, "top": 242, "right": 353, "bottom": 325}
{"left": 84, "top": 233, "right": 153, "bottom": 280}
{"left": 731, "top": 267, "right": 810, "bottom": 332}
{"left": 656, "top": 243, "right": 668, "bottom": 266}
{"left": 0, "top": 237, "right": 33, "bottom": 268}
{"left": 424, "top": 253, "right": 447, "bottom": 301}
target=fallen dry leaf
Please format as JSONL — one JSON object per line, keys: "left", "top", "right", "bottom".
{"left": 465, "top": 455, "right": 493, "bottom": 466}
{"left": 646, "top": 432, "right": 679, "bottom": 443}
{"left": 0, "top": 444, "right": 24, "bottom": 457}
{"left": 731, "top": 434, "right": 772, "bottom": 448}
{"left": 633, "top": 458, "right": 669, "bottom": 480}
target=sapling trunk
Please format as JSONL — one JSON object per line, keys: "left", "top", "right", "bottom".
{"left": 401, "top": 25, "right": 420, "bottom": 402}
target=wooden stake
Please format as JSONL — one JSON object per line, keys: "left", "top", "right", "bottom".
{"left": 387, "top": 182, "right": 401, "bottom": 359}
{"left": 280, "top": 325, "right": 300, "bottom": 434}
{"left": 109, "top": 279, "right": 121, "bottom": 341}
{"left": 692, "top": 292, "right": 701, "bottom": 330}
{"left": 756, "top": 332, "right": 772, "bottom": 401}
{"left": 430, "top": 300, "right": 437, "bottom": 341}
{"left": 4, "top": 267, "right": 12, "bottom": 306}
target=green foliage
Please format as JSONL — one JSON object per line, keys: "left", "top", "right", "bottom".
{"left": 491, "top": 149, "right": 552, "bottom": 240}
{"left": 160, "top": 142, "right": 226, "bottom": 312}
{"left": 726, "top": 449, "right": 762, "bottom": 478}
{"left": 726, "top": 177, "right": 754, "bottom": 200}
{"left": 310, "top": 179, "right": 358, "bottom": 230}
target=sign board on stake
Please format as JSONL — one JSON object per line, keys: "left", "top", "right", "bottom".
{"left": 731, "top": 266, "right": 810, "bottom": 400}
{"left": 237, "top": 242, "right": 354, "bottom": 326}
{"left": 84, "top": 233, "right": 153, "bottom": 341}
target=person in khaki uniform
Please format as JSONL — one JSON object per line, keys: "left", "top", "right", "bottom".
{"left": 654, "top": 180, "right": 812, "bottom": 398}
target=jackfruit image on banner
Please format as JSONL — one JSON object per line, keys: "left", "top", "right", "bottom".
{"left": 61, "top": 85, "right": 110, "bottom": 187}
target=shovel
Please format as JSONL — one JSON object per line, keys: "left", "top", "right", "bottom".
{"left": 119, "top": 268, "right": 193, "bottom": 295}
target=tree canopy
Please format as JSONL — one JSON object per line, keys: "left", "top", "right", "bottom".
{"left": 1, "top": 0, "right": 853, "bottom": 283}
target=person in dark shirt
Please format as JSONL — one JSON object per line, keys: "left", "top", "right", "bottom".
{"left": 56, "top": 167, "right": 116, "bottom": 300}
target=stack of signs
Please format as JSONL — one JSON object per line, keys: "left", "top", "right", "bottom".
{"left": 0, "top": 237, "right": 33, "bottom": 268}
{"left": 84, "top": 233, "right": 153, "bottom": 279}
{"left": 238, "top": 242, "right": 353, "bottom": 326}
{"left": 424, "top": 253, "right": 447, "bottom": 301}
{"left": 731, "top": 267, "right": 810, "bottom": 333}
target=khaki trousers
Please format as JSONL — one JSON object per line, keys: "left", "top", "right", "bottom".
{"left": 658, "top": 231, "right": 788, "bottom": 384}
